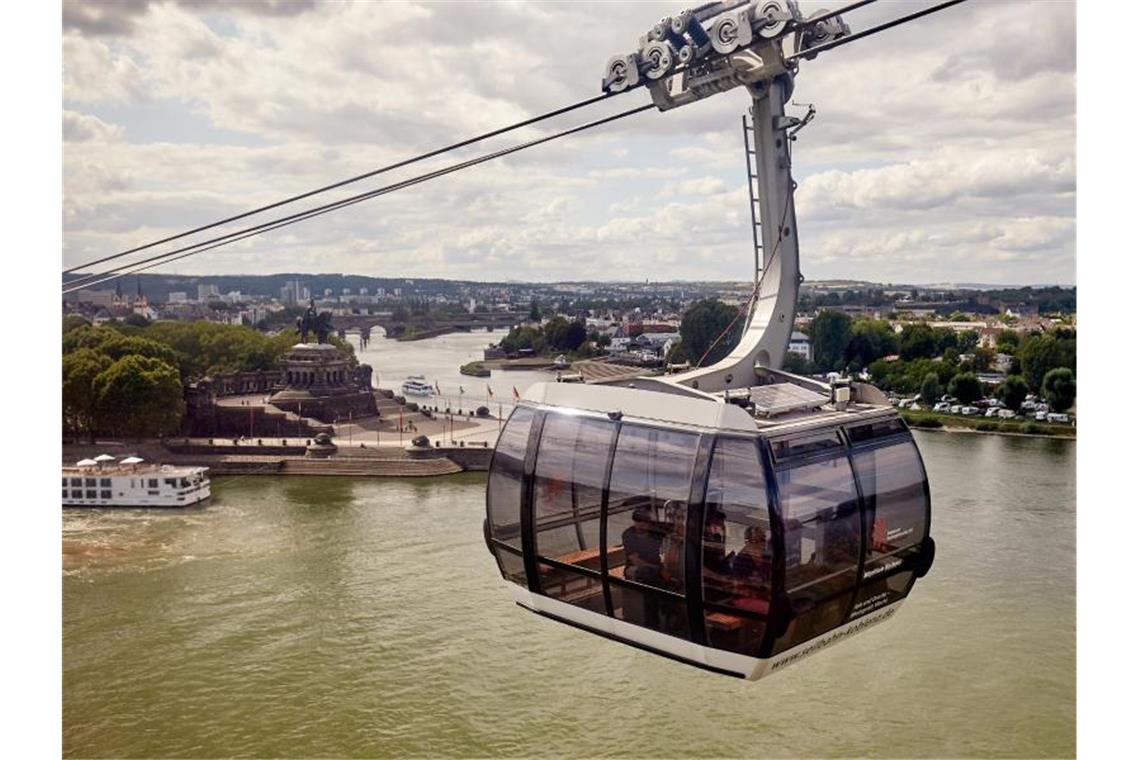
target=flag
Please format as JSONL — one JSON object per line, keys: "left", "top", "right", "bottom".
{"left": 512, "top": 386, "right": 520, "bottom": 400}
{"left": 486, "top": 385, "right": 494, "bottom": 398}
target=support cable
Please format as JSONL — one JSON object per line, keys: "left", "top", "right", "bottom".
{"left": 63, "top": 102, "right": 655, "bottom": 294}
{"left": 786, "top": 0, "right": 968, "bottom": 62}
{"left": 62, "top": 92, "right": 619, "bottom": 276}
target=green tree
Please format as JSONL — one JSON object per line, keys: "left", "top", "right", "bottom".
{"left": 500, "top": 325, "right": 546, "bottom": 354}
{"left": 63, "top": 314, "right": 90, "bottom": 334}
{"left": 995, "top": 329, "right": 1021, "bottom": 354}
{"left": 783, "top": 351, "right": 814, "bottom": 375}
{"left": 920, "top": 372, "right": 942, "bottom": 406}
{"left": 528, "top": 299, "right": 540, "bottom": 322}
{"left": 956, "top": 329, "right": 979, "bottom": 353}
{"left": 92, "top": 355, "right": 185, "bottom": 439}
{"left": 809, "top": 310, "right": 853, "bottom": 371}
{"left": 844, "top": 319, "right": 897, "bottom": 368}
{"left": 996, "top": 375, "right": 1029, "bottom": 411}
{"left": 1020, "top": 331, "right": 1076, "bottom": 393}
{"left": 122, "top": 313, "right": 151, "bottom": 328}
{"left": 1042, "top": 367, "right": 1076, "bottom": 412}
{"left": 899, "top": 324, "right": 938, "bottom": 360}
{"left": 680, "top": 299, "right": 742, "bottom": 367}
{"left": 948, "top": 372, "right": 983, "bottom": 405}
{"left": 63, "top": 348, "right": 112, "bottom": 441}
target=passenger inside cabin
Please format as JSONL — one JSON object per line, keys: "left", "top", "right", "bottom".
{"left": 729, "top": 526, "right": 772, "bottom": 614}
{"left": 659, "top": 501, "right": 686, "bottom": 591}
{"left": 622, "top": 507, "right": 663, "bottom": 585}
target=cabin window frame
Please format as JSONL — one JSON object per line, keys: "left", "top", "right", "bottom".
{"left": 765, "top": 427, "right": 864, "bottom": 655}
{"left": 843, "top": 419, "right": 931, "bottom": 615}
{"left": 484, "top": 405, "right": 537, "bottom": 586}
{"left": 697, "top": 434, "right": 779, "bottom": 657}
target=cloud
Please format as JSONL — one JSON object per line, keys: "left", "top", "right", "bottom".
{"left": 60, "top": 0, "right": 1076, "bottom": 285}
{"left": 62, "top": 111, "right": 123, "bottom": 142}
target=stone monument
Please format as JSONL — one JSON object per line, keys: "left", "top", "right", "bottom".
{"left": 268, "top": 300, "right": 378, "bottom": 423}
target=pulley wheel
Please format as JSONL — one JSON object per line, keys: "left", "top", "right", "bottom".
{"left": 755, "top": 0, "right": 790, "bottom": 39}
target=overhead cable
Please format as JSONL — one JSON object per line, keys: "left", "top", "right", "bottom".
{"left": 61, "top": 92, "right": 619, "bottom": 276}
{"left": 63, "top": 102, "right": 655, "bottom": 294}
{"left": 786, "top": 0, "right": 968, "bottom": 62}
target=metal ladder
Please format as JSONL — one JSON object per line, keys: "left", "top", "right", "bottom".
{"left": 742, "top": 114, "right": 764, "bottom": 291}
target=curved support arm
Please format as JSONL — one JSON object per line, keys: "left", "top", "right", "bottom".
{"left": 668, "top": 76, "right": 801, "bottom": 393}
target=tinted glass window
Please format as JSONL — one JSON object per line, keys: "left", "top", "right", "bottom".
{"left": 607, "top": 425, "right": 696, "bottom": 594}
{"left": 850, "top": 440, "right": 928, "bottom": 616}
{"left": 533, "top": 413, "right": 610, "bottom": 564}
{"left": 702, "top": 437, "right": 770, "bottom": 655}
{"left": 772, "top": 431, "right": 843, "bottom": 462}
{"left": 606, "top": 424, "right": 697, "bottom": 640}
{"left": 846, "top": 418, "right": 907, "bottom": 443}
{"left": 772, "top": 453, "right": 861, "bottom": 653}
{"left": 486, "top": 407, "right": 535, "bottom": 549}
{"left": 492, "top": 547, "right": 527, "bottom": 587}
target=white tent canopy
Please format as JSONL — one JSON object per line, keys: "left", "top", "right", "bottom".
{"left": 93, "top": 454, "right": 116, "bottom": 462}
{"left": 120, "top": 456, "right": 144, "bottom": 465}
{"left": 75, "top": 459, "right": 97, "bottom": 467}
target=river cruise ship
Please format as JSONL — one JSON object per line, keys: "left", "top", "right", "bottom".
{"left": 62, "top": 457, "right": 211, "bottom": 508}
{"left": 401, "top": 376, "right": 434, "bottom": 397}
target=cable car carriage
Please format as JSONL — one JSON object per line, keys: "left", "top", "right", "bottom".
{"left": 485, "top": 375, "right": 935, "bottom": 679}
{"left": 483, "top": 0, "right": 946, "bottom": 679}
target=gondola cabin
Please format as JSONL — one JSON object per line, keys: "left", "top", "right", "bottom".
{"left": 485, "top": 377, "right": 934, "bottom": 679}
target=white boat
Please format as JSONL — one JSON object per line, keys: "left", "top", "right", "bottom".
{"left": 62, "top": 456, "right": 210, "bottom": 508}
{"left": 401, "top": 376, "right": 434, "bottom": 397}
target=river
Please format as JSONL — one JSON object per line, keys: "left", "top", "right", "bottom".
{"left": 62, "top": 333, "right": 1075, "bottom": 758}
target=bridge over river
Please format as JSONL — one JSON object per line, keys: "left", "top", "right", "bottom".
{"left": 334, "top": 311, "right": 527, "bottom": 339}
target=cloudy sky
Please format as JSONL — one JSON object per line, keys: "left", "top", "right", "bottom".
{"left": 62, "top": 0, "right": 1075, "bottom": 285}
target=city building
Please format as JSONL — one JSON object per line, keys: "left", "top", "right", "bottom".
{"left": 788, "top": 330, "right": 812, "bottom": 361}
{"left": 168, "top": 291, "right": 188, "bottom": 304}
{"left": 197, "top": 283, "right": 220, "bottom": 302}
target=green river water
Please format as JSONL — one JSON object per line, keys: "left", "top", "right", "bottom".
{"left": 63, "top": 431, "right": 1075, "bottom": 758}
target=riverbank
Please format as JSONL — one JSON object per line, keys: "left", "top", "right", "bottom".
{"left": 63, "top": 440, "right": 492, "bottom": 477}
{"left": 901, "top": 409, "right": 1076, "bottom": 439}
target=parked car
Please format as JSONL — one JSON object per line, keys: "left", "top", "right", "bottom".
{"left": 1035, "top": 410, "right": 1048, "bottom": 421}
{"left": 933, "top": 402, "right": 951, "bottom": 413}
{"left": 950, "top": 405, "right": 961, "bottom": 414}
{"left": 1046, "top": 413, "right": 1070, "bottom": 424}
{"left": 961, "top": 406, "right": 981, "bottom": 416}
{"left": 998, "top": 409, "right": 1017, "bottom": 419}
{"left": 985, "top": 407, "right": 1001, "bottom": 417}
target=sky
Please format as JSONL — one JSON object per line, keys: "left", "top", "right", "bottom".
{"left": 61, "top": 0, "right": 1076, "bottom": 286}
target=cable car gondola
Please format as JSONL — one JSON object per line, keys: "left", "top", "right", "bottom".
{"left": 485, "top": 376, "right": 934, "bottom": 679}
{"left": 484, "top": 0, "right": 950, "bottom": 678}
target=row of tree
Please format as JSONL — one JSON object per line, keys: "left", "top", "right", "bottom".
{"left": 62, "top": 318, "right": 356, "bottom": 440}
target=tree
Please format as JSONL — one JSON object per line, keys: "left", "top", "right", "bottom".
{"left": 123, "top": 313, "right": 151, "bottom": 328}
{"left": 899, "top": 324, "right": 938, "bottom": 360}
{"left": 1042, "top": 367, "right": 1076, "bottom": 412}
{"left": 63, "top": 348, "right": 112, "bottom": 441}
{"left": 809, "top": 310, "right": 852, "bottom": 371}
{"left": 844, "top": 319, "right": 897, "bottom": 368}
{"left": 783, "top": 351, "right": 814, "bottom": 375}
{"left": 1020, "top": 331, "right": 1076, "bottom": 393}
{"left": 92, "top": 355, "right": 185, "bottom": 439}
{"left": 948, "top": 372, "right": 983, "bottom": 405}
{"left": 500, "top": 325, "right": 546, "bottom": 354}
{"left": 956, "top": 329, "right": 979, "bottom": 353}
{"left": 996, "top": 375, "right": 1029, "bottom": 411}
{"left": 679, "top": 299, "right": 742, "bottom": 367}
{"left": 528, "top": 299, "right": 540, "bottom": 322}
{"left": 920, "top": 372, "right": 942, "bottom": 406}
{"left": 63, "top": 314, "right": 90, "bottom": 334}
{"left": 995, "top": 329, "right": 1021, "bottom": 354}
